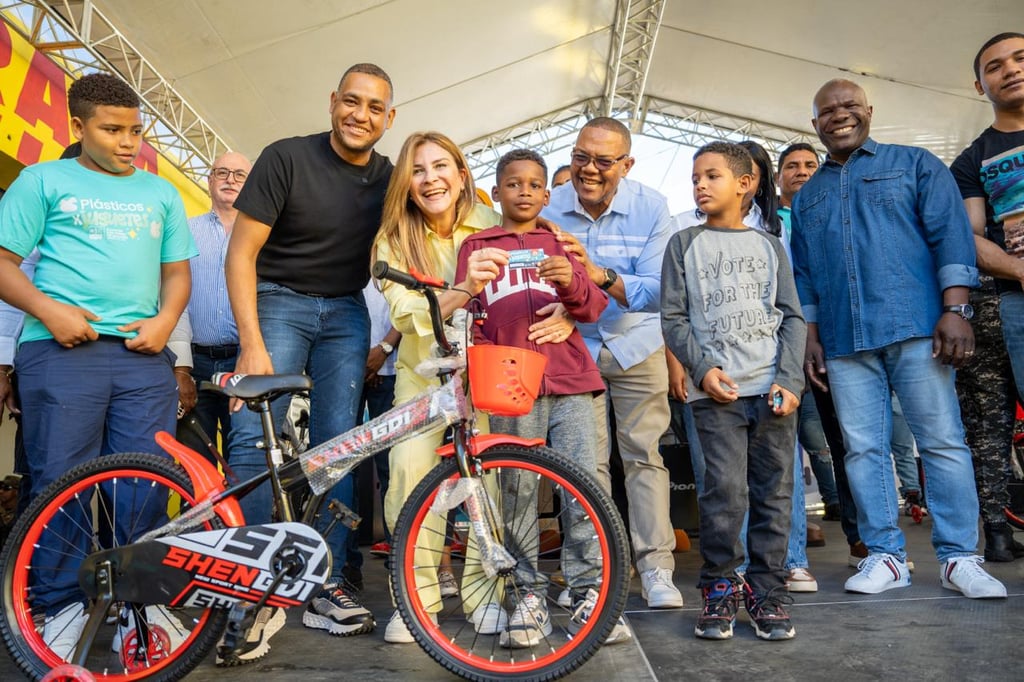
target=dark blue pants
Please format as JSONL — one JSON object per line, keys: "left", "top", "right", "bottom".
{"left": 17, "top": 338, "right": 177, "bottom": 614}
{"left": 178, "top": 348, "right": 237, "bottom": 463}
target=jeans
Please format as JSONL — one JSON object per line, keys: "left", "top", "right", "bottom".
{"left": 17, "top": 338, "right": 177, "bottom": 613}
{"left": 227, "top": 282, "right": 369, "bottom": 581}
{"left": 178, "top": 350, "right": 236, "bottom": 465}
{"left": 346, "top": 374, "right": 396, "bottom": 567}
{"left": 490, "top": 394, "right": 601, "bottom": 593}
{"left": 811, "top": 385, "right": 861, "bottom": 547}
{"left": 890, "top": 393, "right": 921, "bottom": 496}
{"left": 826, "top": 338, "right": 979, "bottom": 562}
{"left": 999, "top": 291, "right": 1024, "bottom": 405}
{"left": 797, "top": 397, "right": 839, "bottom": 506}
{"left": 685, "top": 398, "right": 804, "bottom": 573}
{"left": 691, "top": 396, "right": 796, "bottom": 593}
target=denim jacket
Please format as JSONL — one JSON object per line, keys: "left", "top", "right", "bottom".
{"left": 791, "top": 139, "right": 978, "bottom": 359}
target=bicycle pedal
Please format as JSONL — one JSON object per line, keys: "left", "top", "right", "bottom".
{"left": 219, "top": 602, "right": 256, "bottom": 656}
{"left": 327, "top": 499, "right": 362, "bottom": 531}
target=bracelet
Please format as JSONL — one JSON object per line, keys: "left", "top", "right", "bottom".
{"left": 173, "top": 367, "right": 193, "bottom": 375}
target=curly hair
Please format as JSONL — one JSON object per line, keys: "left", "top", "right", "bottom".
{"left": 496, "top": 148, "right": 548, "bottom": 184}
{"left": 68, "top": 73, "right": 139, "bottom": 120}
{"left": 692, "top": 141, "right": 753, "bottom": 178}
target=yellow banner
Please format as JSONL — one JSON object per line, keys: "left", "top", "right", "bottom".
{"left": 0, "top": 18, "right": 210, "bottom": 216}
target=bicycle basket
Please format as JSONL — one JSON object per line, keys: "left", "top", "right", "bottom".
{"left": 467, "top": 345, "right": 547, "bottom": 416}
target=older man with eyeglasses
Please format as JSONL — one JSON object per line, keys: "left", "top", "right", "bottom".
{"left": 178, "top": 152, "right": 252, "bottom": 462}
{"left": 541, "top": 116, "right": 683, "bottom": 610}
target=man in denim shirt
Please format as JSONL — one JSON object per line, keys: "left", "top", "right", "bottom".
{"left": 791, "top": 79, "right": 1006, "bottom": 599}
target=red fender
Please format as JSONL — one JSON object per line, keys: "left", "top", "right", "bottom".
{"left": 155, "top": 431, "right": 245, "bottom": 526}
{"left": 435, "top": 433, "right": 545, "bottom": 458}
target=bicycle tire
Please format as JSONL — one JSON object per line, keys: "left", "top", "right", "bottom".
{"left": 0, "top": 453, "right": 228, "bottom": 681}
{"left": 391, "top": 444, "right": 630, "bottom": 681}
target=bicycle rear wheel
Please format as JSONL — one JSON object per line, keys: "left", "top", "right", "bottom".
{"left": 391, "top": 444, "right": 630, "bottom": 681}
{"left": 0, "top": 453, "right": 227, "bottom": 681}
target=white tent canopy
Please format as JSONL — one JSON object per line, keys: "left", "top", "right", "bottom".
{"left": 84, "top": 0, "right": 1024, "bottom": 168}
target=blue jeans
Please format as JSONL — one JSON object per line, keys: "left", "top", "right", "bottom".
{"left": 227, "top": 282, "right": 369, "bottom": 581}
{"left": 346, "top": 374, "right": 396, "bottom": 567}
{"left": 797, "top": 397, "right": 839, "bottom": 506}
{"left": 999, "top": 291, "right": 1024, "bottom": 405}
{"left": 17, "top": 338, "right": 177, "bottom": 614}
{"left": 890, "top": 393, "right": 921, "bottom": 496}
{"left": 826, "top": 338, "right": 978, "bottom": 562}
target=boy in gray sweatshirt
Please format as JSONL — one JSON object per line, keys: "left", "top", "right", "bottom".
{"left": 661, "top": 142, "right": 806, "bottom": 642}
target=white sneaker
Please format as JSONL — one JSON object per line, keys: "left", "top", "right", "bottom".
{"left": 568, "top": 588, "right": 632, "bottom": 645}
{"left": 845, "top": 553, "right": 911, "bottom": 594}
{"left": 438, "top": 570, "right": 459, "bottom": 599}
{"left": 216, "top": 606, "right": 287, "bottom": 666}
{"left": 786, "top": 567, "right": 819, "bottom": 593}
{"left": 499, "top": 593, "right": 551, "bottom": 649}
{"left": 640, "top": 567, "right": 683, "bottom": 608}
{"left": 113, "top": 606, "right": 188, "bottom": 658}
{"left": 557, "top": 588, "right": 572, "bottom": 608}
{"left": 384, "top": 610, "right": 414, "bottom": 644}
{"left": 940, "top": 556, "right": 1007, "bottom": 599}
{"left": 469, "top": 602, "right": 508, "bottom": 635}
{"left": 43, "top": 602, "right": 87, "bottom": 662}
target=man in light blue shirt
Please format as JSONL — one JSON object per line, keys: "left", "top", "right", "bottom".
{"left": 542, "top": 117, "right": 682, "bottom": 609}
{"left": 181, "top": 152, "right": 252, "bottom": 459}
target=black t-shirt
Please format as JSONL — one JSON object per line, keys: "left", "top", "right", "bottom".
{"left": 950, "top": 127, "right": 1024, "bottom": 294}
{"left": 235, "top": 132, "right": 394, "bottom": 297}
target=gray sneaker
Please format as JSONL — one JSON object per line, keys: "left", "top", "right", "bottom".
{"left": 568, "top": 588, "right": 632, "bottom": 645}
{"left": 302, "top": 583, "right": 375, "bottom": 636}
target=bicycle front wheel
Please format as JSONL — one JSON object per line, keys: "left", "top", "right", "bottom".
{"left": 391, "top": 444, "right": 630, "bottom": 681}
{"left": 0, "top": 453, "right": 228, "bottom": 681}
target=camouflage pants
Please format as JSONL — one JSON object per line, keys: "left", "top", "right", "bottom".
{"left": 955, "top": 287, "right": 1017, "bottom": 524}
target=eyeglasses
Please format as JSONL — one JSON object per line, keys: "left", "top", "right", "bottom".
{"left": 570, "top": 150, "right": 628, "bottom": 171}
{"left": 211, "top": 168, "right": 249, "bottom": 182}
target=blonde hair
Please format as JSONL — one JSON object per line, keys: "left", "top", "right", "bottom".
{"left": 373, "top": 131, "right": 477, "bottom": 276}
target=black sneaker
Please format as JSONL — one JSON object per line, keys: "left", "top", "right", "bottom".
{"left": 743, "top": 584, "right": 795, "bottom": 641}
{"left": 341, "top": 564, "right": 364, "bottom": 592}
{"left": 302, "top": 583, "right": 375, "bottom": 636}
{"left": 694, "top": 579, "right": 738, "bottom": 640}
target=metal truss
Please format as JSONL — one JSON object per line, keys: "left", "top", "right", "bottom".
{"left": 463, "top": 96, "right": 819, "bottom": 178}
{"left": 639, "top": 97, "right": 821, "bottom": 159}
{"left": 602, "top": 0, "right": 666, "bottom": 131}
{"left": 462, "top": 99, "right": 603, "bottom": 180}
{"left": 1, "top": 1, "right": 227, "bottom": 187}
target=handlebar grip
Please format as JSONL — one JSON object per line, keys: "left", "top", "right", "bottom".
{"left": 372, "top": 261, "right": 421, "bottom": 289}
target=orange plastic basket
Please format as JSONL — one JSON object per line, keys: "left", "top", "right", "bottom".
{"left": 467, "top": 345, "right": 547, "bottom": 416}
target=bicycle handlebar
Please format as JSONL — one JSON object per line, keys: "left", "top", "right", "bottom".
{"left": 372, "top": 260, "right": 454, "bottom": 356}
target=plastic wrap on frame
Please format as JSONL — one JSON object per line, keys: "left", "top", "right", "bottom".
{"left": 300, "top": 379, "right": 467, "bottom": 495}
{"left": 140, "top": 499, "right": 217, "bottom": 542}
{"left": 430, "top": 477, "right": 516, "bottom": 578}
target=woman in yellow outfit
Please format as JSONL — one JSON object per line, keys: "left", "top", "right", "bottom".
{"left": 373, "top": 131, "right": 571, "bottom": 643}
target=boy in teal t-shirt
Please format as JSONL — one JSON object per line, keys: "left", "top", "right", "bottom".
{"left": 0, "top": 73, "right": 196, "bottom": 661}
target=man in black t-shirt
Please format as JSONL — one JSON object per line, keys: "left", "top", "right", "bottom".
{"left": 221, "top": 63, "right": 396, "bottom": 665}
{"left": 950, "top": 32, "right": 1024, "bottom": 564}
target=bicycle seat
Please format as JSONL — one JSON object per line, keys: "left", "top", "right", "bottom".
{"left": 202, "top": 372, "right": 312, "bottom": 401}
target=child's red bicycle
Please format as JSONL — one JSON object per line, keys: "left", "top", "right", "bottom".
{"left": 0, "top": 263, "right": 629, "bottom": 681}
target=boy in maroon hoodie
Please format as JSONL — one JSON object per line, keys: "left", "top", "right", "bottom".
{"left": 455, "top": 148, "right": 631, "bottom": 648}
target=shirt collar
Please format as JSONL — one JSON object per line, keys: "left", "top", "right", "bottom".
{"left": 570, "top": 178, "right": 634, "bottom": 221}
{"left": 824, "top": 137, "right": 878, "bottom": 166}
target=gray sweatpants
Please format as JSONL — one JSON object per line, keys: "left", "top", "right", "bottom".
{"left": 489, "top": 393, "right": 602, "bottom": 595}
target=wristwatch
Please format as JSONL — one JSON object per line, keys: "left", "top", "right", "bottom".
{"left": 378, "top": 341, "right": 395, "bottom": 356}
{"left": 942, "top": 304, "right": 974, "bottom": 321}
{"left": 599, "top": 267, "right": 618, "bottom": 291}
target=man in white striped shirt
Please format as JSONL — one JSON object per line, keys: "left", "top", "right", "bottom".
{"left": 181, "top": 152, "right": 252, "bottom": 459}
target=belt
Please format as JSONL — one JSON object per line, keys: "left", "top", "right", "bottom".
{"left": 191, "top": 343, "right": 239, "bottom": 359}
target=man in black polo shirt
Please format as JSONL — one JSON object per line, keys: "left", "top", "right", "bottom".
{"left": 222, "top": 63, "right": 396, "bottom": 665}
